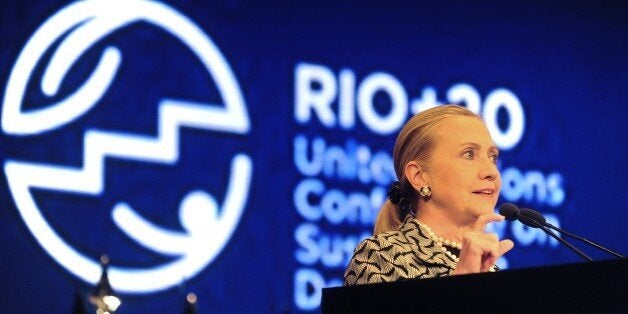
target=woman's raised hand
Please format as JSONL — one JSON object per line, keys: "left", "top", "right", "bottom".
{"left": 453, "top": 213, "right": 514, "bottom": 275}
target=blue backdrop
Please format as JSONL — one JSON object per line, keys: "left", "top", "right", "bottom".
{"left": 1, "top": 0, "right": 626, "bottom": 313}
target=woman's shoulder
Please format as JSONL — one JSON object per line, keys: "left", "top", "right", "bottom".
{"left": 353, "top": 219, "right": 419, "bottom": 253}
{"left": 343, "top": 217, "right": 430, "bottom": 285}
{"left": 351, "top": 229, "right": 400, "bottom": 252}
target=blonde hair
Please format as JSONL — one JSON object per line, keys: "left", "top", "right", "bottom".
{"left": 373, "top": 105, "right": 481, "bottom": 234}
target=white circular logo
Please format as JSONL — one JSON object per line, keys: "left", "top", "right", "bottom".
{"left": 2, "top": 0, "right": 251, "bottom": 293}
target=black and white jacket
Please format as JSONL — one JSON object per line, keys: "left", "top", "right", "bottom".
{"left": 344, "top": 215, "right": 458, "bottom": 285}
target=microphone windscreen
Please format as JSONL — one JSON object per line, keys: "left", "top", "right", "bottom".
{"left": 520, "top": 208, "right": 547, "bottom": 224}
{"left": 499, "top": 203, "right": 520, "bottom": 221}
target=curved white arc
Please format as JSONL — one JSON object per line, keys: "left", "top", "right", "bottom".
{"left": 112, "top": 202, "right": 192, "bottom": 255}
{"left": 9, "top": 45, "right": 122, "bottom": 135}
{"left": 5, "top": 152, "right": 252, "bottom": 293}
{"left": 108, "top": 154, "right": 252, "bottom": 293}
{"left": 136, "top": 1, "right": 250, "bottom": 134}
{"left": 4, "top": 161, "right": 102, "bottom": 285}
{"left": 42, "top": 11, "right": 137, "bottom": 96}
{"left": 218, "top": 154, "right": 252, "bottom": 235}
{"left": 3, "top": 95, "right": 251, "bottom": 292}
{"left": 43, "top": 47, "right": 122, "bottom": 133}
{"left": 3, "top": 0, "right": 253, "bottom": 294}
{"left": 2, "top": 0, "right": 108, "bottom": 134}
{"left": 3, "top": 0, "right": 249, "bottom": 136}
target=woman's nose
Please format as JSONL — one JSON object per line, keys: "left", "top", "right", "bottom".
{"left": 479, "top": 157, "right": 499, "bottom": 181}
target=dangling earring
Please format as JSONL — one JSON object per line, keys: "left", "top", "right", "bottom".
{"left": 419, "top": 186, "right": 432, "bottom": 197}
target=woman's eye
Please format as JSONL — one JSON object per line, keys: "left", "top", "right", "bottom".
{"left": 463, "top": 151, "right": 475, "bottom": 159}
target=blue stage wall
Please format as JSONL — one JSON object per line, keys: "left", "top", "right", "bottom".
{"left": 0, "top": 0, "right": 626, "bottom": 312}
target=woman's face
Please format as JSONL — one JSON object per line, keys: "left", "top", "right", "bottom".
{"left": 421, "top": 116, "right": 501, "bottom": 224}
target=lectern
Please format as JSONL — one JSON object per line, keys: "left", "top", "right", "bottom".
{"left": 322, "top": 260, "right": 626, "bottom": 313}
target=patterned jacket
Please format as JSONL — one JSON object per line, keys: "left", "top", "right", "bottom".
{"left": 343, "top": 215, "right": 458, "bottom": 285}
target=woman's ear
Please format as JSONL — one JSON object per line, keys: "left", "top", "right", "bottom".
{"left": 404, "top": 161, "right": 428, "bottom": 191}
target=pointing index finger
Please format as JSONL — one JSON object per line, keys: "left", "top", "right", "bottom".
{"left": 473, "top": 213, "right": 505, "bottom": 232}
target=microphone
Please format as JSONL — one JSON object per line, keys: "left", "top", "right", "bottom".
{"left": 499, "top": 203, "right": 546, "bottom": 227}
{"left": 518, "top": 208, "right": 624, "bottom": 259}
{"left": 498, "top": 203, "right": 594, "bottom": 262}
{"left": 518, "top": 208, "right": 545, "bottom": 226}
{"left": 498, "top": 203, "right": 519, "bottom": 221}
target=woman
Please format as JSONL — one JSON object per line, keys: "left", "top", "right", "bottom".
{"left": 344, "top": 105, "right": 514, "bottom": 285}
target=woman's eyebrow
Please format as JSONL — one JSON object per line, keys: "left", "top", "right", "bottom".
{"left": 457, "top": 142, "right": 480, "bottom": 149}
{"left": 458, "top": 142, "right": 500, "bottom": 153}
